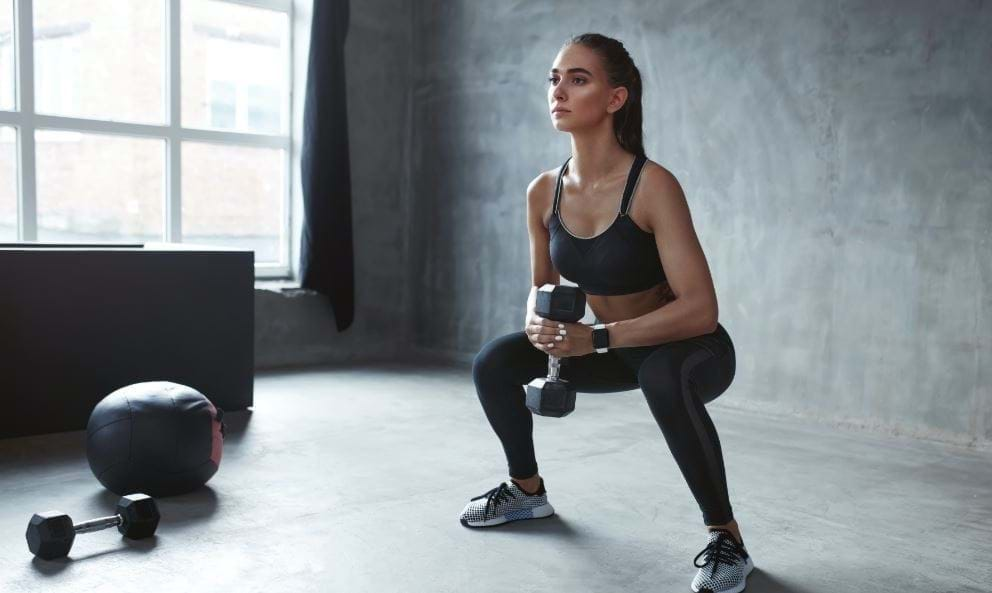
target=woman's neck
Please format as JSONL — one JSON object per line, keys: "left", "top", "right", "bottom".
{"left": 568, "top": 132, "right": 633, "bottom": 188}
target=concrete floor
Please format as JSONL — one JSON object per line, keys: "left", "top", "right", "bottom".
{"left": 1, "top": 362, "right": 990, "bottom": 593}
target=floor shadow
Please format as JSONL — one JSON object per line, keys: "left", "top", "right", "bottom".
{"left": 220, "top": 409, "right": 253, "bottom": 446}
{"left": 155, "top": 485, "right": 220, "bottom": 525}
{"left": 87, "top": 485, "right": 219, "bottom": 526}
{"left": 30, "top": 536, "right": 160, "bottom": 573}
{"left": 0, "top": 431, "right": 87, "bottom": 469}
{"left": 461, "top": 514, "right": 583, "bottom": 539}
{"left": 745, "top": 568, "right": 819, "bottom": 593}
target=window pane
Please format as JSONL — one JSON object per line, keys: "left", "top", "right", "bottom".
{"left": 182, "top": 141, "right": 283, "bottom": 263}
{"left": 36, "top": 130, "right": 164, "bottom": 242}
{"left": 0, "top": 0, "right": 13, "bottom": 110}
{"left": 182, "top": 0, "right": 288, "bottom": 135}
{"left": 33, "top": 0, "right": 165, "bottom": 123}
{"left": 209, "top": 80, "right": 236, "bottom": 128}
{"left": 0, "top": 126, "right": 14, "bottom": 240}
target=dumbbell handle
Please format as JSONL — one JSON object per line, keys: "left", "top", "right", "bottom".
{"left": 74, "top": 514, "right": 123, "bottom": 534}
{"left": 546, "top": 353, "right": 561, "bottom": 380}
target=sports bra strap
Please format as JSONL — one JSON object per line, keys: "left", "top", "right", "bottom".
{"left": 552, "top": 156, "right": 571, "bottom": 214}
{"left": 619, "top": 153, "right": 648, "bottom": 216}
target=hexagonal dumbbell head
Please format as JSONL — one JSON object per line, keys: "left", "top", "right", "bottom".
{"left": 116, "top": 494, "right": 160, "bottom": 539}
{"left": 534, "top": 284, "right": 586, "bottom": 323}
{"left": 26, "top": 512, "right": 76, "bottom": 560}
{"left": 526, "top": 377, "right": 576, "bottom": 417}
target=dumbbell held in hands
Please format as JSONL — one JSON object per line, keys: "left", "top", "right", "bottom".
{"left": 525, "top": 284, "right": 587, "bottom": 417}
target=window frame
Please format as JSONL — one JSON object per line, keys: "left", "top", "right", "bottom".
{"left": 0, "top": 0, "right": 294, "bottom": 279}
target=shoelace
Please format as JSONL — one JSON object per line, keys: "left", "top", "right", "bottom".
{"left": 471, "top": 482, "right": 517, "bottom": 519}
{"left": 693, "top": 532, "right": 741, "bottom": 577}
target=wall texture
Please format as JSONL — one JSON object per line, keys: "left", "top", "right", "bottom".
{"left": 257, "top": 1, "right": 990, "bottom": 448}
{"left": 403, "top": 1, "right": 992, "bottom": 447}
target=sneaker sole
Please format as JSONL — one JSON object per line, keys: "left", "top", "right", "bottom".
{"left": 690, "top": 555, "right": 754, "bottom": 593}
{"left": 459, "top": 502, "right": 555, "bottom": 528}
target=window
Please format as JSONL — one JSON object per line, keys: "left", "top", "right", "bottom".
{"left": 209, "top": 80, "right": 237, "bottom": 129}
{"left": 33, "top": 23, "right": 87, "bottom": 119}
{"left": 0, "top": 5, "right": 16, "bottom": 111}
{"left": 0, "top": 126, "right": 14, "bottom": 241}
{"left": 0, "top": 0, "right": 293, "bottom": 278}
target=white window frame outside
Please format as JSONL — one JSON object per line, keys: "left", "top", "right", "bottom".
{"left": 0, "top": 0, "right": 295, "bottom": 279}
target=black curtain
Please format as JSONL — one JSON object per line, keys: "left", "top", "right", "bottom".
{"left": 300, "top": 0, "right": 354, "bottom": 331}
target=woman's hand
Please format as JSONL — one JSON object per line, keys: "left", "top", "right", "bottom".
{"left": 524, "top": 313, "right": 595, "bottom": 357}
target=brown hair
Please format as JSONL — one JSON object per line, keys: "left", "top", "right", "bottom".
{"left": 564, "top": 33, "right": 646, "bottom": 157}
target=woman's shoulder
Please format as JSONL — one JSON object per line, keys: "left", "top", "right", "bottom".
{"left": 641, "top": 157, "right": 677, "bottom": 182}
{"left": 526, "top": 167, "right": 563, "bottom": 230}
{"left": 527, "top": 164, "right": 564, "bottom": 203}
{"left": 630, "top": 158, "right": 691, "bottom": 233}
{"left": 637, "top": 158, "right": 685, "bottom": 201}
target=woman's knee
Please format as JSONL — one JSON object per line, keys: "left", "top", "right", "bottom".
{"left": 472, "top": 331, "right": 534, "bottom": 386}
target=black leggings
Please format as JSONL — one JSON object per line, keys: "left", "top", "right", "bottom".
{"left": 471, "top": 322, "right": 737, "bottom": 525}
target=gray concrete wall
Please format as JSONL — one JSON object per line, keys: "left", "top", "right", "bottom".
{"left": 254, "top": 0, "right": 415, "bottom": 369}
{"left": 405, "top": 1, "right": 992, "bottom": 447}
{"left": 257, "top": 1, "right": 990, "bottom": 448}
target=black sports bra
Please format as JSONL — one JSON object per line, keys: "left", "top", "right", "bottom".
{"left": 548, "top": 154, "right": 668, "bottom": 296}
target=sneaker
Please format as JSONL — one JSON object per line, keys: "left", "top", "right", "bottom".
{"left": 459, "top": 478, "right": 555, "bottom": 527}
{"left": 690, "top": 528, "right": 754, "bottom": 593}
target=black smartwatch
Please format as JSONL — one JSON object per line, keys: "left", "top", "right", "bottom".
{"left": 591, "top": 324, "right": 610, "bottom": 353}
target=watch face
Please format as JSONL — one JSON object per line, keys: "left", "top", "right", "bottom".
{"left": 592, "top": 328, "right": 609, "bottom": 349}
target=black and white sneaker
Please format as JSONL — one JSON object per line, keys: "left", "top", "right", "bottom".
{"left": 690, "top": 528, "right": 754, "bottom": 593}
{"left": 459, "top": 478, "right": 555, "bottom": 527}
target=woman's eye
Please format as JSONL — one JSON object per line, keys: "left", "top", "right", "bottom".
{"left": 547, "top": 77, "right": 585, "bottom": 85}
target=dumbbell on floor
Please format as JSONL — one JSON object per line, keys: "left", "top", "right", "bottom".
{"left": 525, "top": 283, "right": 587, "bottom": 417}
{"left": 26, "top": 493, "right": 160, "bottom": 560}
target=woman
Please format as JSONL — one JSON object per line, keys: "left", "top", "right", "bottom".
{"left": 459, "top": 33, "right": 752, "bottom": 593}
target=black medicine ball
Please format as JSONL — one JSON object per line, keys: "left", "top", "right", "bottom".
{"left": 86, "top": 381, "right": 225, "bottom": 497}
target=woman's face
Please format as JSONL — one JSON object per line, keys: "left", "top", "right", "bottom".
{"left": 547, "top": 44, "right": 627, "bottom": 131}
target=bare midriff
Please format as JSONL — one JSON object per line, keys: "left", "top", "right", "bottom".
{"left": 587, "top": 280, "right": 676, "bottom": 324}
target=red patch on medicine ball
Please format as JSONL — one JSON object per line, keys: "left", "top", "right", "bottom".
{"left": 207, "top": 402, "right": 224, "bottom": 467}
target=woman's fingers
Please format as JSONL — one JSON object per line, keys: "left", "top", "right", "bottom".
{"left": 529, "top": 331, "right": 567, "bottom": 351}
{"left": 530, "top": 331, "right": 565, "bottom": 344}
{"left": 528, "top": 324, "right": 567, "bottom": 337}
{"left": 538, "top": 335, "right": 568, "bottom": 352}
{"left": 531, "top": 315, "right": 565, "bottom": 328}
{"left": 525, "top": 316, "right": 568, "bottom": 352}
{"left": 529, "top": 316, "right": 567, "bottom": 335}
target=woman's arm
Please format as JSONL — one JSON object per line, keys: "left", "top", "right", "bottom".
{"left": 525, "top": 172, "right": 561, "bottom": 314}
{"left": 607, "top": 165, "right": 719, "bottom": 347}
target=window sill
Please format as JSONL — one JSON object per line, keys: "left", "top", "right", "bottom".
{"left": 254, "top": 279, "right": 304, "bottom": 292}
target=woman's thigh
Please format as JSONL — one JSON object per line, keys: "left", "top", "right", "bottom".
{"left": 687, "top": 323, "right": 736, "bottom": 403}
{"left": 474, "top": 331, "right": 640, "bottom": 393}
{"left": 613, "top": 323, "right": 736, "bottom": 403}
